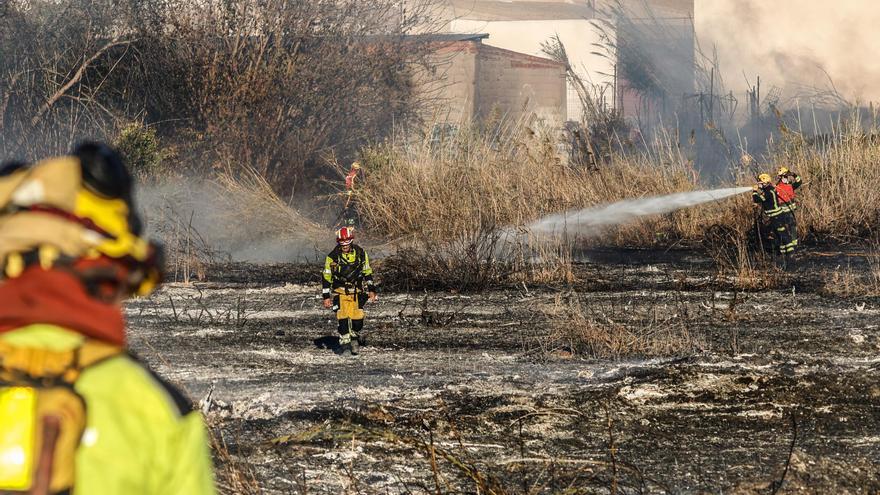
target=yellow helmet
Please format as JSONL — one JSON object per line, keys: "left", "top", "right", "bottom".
{"left": 758, "top": 173, "right": 772, "bottom": 183}
{"left": 777, "top": 166, "right": 790, "bottom": 176}
{"left": 0, "top": 142, "right": 163, "bottom": 296}
{"left": 351, "top": 161, "right": 361, "bottom": 170}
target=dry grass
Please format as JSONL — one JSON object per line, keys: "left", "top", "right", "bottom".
{"left": 820, "top": 238, "right": 880, "bottom": 297}
{"left": 360, "top": 121, "right": 723, "bottom": 244}
{"left": 212, "top": 167, "right": 328, "bottom": 247}
{"left": 359, "top": 120, "right": 749, "bottom": 288}
{"left": 771, "top": 109, "right": 880, "bottom": 242}
{"left": 357, "top": 109, "right": 880, "bottom": 289}
{"left": 702, "top": 221, "right": 788, "bottom": 290}
{"left": 210, "top": 425, "right": 261, "bottom": 495}
{"left": 539, "top": 292, "right": 705, "bottom": 359}
{"left": 140, "top": 107, "right": 880, "bottom": 290}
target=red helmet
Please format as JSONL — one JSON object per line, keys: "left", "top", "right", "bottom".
{"left": 336, "top": 227, "right": 354, "bottom": 246}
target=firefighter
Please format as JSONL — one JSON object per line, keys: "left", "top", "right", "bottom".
{"left": 775, "top": 166, "right": 802, "bottom": 207}
{"left": 345, "top": 161, "right": 362, "bottom": 194}
{"left": 753, "top": 173, "right": 795, "bottom": 264}
{"left": 0, "top": 144, "right": 215, "bottom": 494}
{"left": 339, "top": 161, "right": 363, "bottom": 228}
{"left": 775, "top": 166, "right": 802, "bottom": 254}
{"left": 321, "top": 227, "right": 376, "bottom": 356}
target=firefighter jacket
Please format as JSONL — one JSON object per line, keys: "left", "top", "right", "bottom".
{"left": 0, "top": 327, "right": 215, "bottom": 495}
{"left": 776, "top": 174, "right": 802, "bottom": 212}
{"left": 322, "top": 244, "right": 375, "bottom": 298}
{"left": 753, "top": 184, "right": 784, "bottom": 217}
{"left": 0, "top": 269, "right": 216, "bottom": 495}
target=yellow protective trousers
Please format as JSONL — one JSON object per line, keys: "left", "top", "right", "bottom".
{"left": 333, "top": 289, "right": 366, "bottom": 343}
{"left": 334, "top": 290, "right": 364, "bottom": 321}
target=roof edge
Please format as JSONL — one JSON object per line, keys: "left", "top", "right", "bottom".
{"left": 479, "top": 43, "right": 566, "bottom": 68}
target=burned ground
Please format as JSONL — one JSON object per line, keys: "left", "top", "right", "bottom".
{"left": 125, "top": 250, "right": 880, "bottom": 494}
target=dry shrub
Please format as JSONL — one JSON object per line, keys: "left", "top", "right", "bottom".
{"left": 0, "top": 0, "right": 437, "bottom": 195}
{"left": 541, "top": 293, "right": 704, "bottom": 359}
{"left": 115, "top": 122, "right": 172, "bottom": 181}
{"left": 359, "top": 120, "right": 749, "bottom": 288}
{"left": 771, "top": 109, "right": 880, "bottom": 242}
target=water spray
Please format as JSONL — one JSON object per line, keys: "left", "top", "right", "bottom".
{"left": 529, "top": 186, "right": 752, "bottom": 235}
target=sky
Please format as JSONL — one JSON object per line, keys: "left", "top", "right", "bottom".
{"left": 695, "top": 0, "right": 880, "bottom": 104}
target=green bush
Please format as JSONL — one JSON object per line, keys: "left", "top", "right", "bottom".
{"left": 115, "top": 123, "right": 170, "bottom": 180}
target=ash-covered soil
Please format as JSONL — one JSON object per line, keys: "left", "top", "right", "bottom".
{"left": 125, "top": 251, "right": 880, "bottom": 494}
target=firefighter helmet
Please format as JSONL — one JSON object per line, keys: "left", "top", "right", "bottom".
{"left": 758, "top": 173, "right": 772, "bottom": 184}
{"left": 777, "top": 166, "right": 790, "bottom": 176}
{"left": 336, "top": 227, "right": 355, "bottom": 246}
{"left": 351, "top": 161, "right": 361, "bottom": 170}
{"left": 0, "top": 142, "right": 163, "bottom": 296}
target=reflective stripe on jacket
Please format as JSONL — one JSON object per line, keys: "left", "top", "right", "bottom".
{"left": 322, "top": 244, "right": 375, "bottom": 298}
{"left": 753, "top": 185, "right": 784, "bottom": 217}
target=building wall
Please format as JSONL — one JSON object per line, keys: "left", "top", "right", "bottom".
{"left": 425, "top": 0, "right": 695, "bottom": 123}
{"left": 414, "top": 41, "right": 479, "bottom": 123}
{"left": 475, "top": 44, "right": 566, "bottom": 123}
{"left": 450, "top": 18, "right": 614, "bottom": 121}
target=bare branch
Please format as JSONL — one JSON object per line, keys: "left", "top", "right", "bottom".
{"left": 30, "top": 37, "right": 131, "bottom": 127}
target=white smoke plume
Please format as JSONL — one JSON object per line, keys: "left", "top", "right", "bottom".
{"left": 696, "top": 0, "right": 880, "bottom": 103}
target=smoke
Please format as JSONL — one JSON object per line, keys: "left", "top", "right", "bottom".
{"left": 696, "top": 0, "right": 880, "bottom": 103}
{"left": 137, "top": 179, "right": 330, "bottom": 263}
{"left": 529, "top": 186, "right": 751, "bottom": 236}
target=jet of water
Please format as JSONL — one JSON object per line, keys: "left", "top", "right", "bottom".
{"left": 529, "top": 186, "right": 752, "bottom": 235}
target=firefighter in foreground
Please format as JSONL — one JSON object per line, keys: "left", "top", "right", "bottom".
{"left": 322, "top": 227, "right": 376, "bottom": 355}
{"left": 753, "top": 172, "right": 796, "bottom": 265}
{"left": 0, "top": 144, "right": 215, "bottom": 494}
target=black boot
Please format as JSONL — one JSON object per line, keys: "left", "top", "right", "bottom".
{"left": 350, "top": 319, "right": 364, "bottom": 355}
